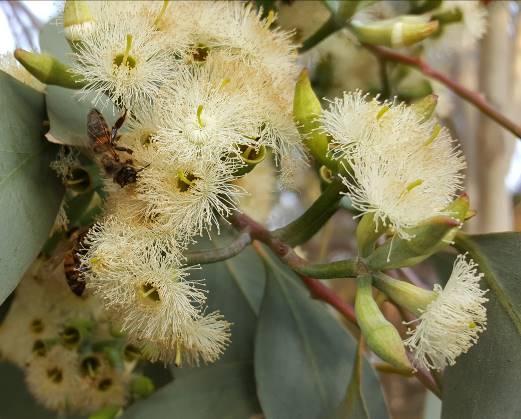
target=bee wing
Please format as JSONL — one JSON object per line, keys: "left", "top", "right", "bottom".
{"left": 87, "top": 108, "right": 111, "bottom": 144}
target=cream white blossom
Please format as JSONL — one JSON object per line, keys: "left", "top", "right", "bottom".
{"left": 70, "top": 2, "right": 180, "bottom": 110}
{"left": 423, "top": 1, "right": 487, "bottom": 60}
{"left": 25, "top": 346, "right": 81, "bottom": 413}
{"left": 138, "top": 311, "right": 231, "bottom": 366}
{"left": 323, "top": 91, "right": 465, "bottom": 238}
{"left": 134, "top": 155, "right": 246, "bottom": 241}
{"left": 404, "top": 254, "right": 488, "bottom": 370}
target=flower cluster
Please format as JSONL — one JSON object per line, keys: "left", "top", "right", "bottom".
{"left": 0, "top": 253, "right": 141, "bottom": 415}
{"left": 322, "top": 91, "right": 465, "bottom": 239}
{"left": 66, "top": 1, "right": 301, "bottom": 365}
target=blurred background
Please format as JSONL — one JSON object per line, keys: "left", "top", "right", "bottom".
{"left": 1, "top": 1, "right": 520, "bottom": 418}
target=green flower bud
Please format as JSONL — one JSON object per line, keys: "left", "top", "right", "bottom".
{"left": 293, "top": 69, "right": 337, "bottom": 171}
{"left": 366, "top": 215, "right": 461, "bottom": 270}
{"left": 350, "top": 16, "right": 439, "bottom": 48}
{"left": 14, "top": 49, "right": 86, "bottom": 89}
{"left": 63, "top": 0, "right": 94, "bottom": 43}
{"left": 373, "top": 273, "right": 436, "bottom": 316}
{"left": 131, "top": 375, "right": 155, "bottom": 399}
{"left": 88, "top": 406, "right": 121, "bottom": 419}
{"left": 366, "top": 194, "right": 470, "bottom": 270}
{"left": 356, "top": 213, "right": 384, "bottom": 258}
{"left": 355, "top": 276, "right": 412, "bottom": 372}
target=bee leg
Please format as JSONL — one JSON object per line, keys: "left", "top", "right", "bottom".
{"left": 114, "top": 145, "right": 134, "bottom": 155}
{"left": 111, "top": 108, "right": 127, "bottom": 143}
{"left": 110, "top": 147, "right": 121, "bottom": 162}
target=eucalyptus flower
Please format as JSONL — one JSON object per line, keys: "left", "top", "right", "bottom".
{"left": 404, "top": 254, "right": 488, "bottom": 370}
{"left": 70, "top": 2, "right": 180, "bottom": 110}
{"left": 323, "top": 91, "right": 465, "bottom": 239}
{"left": 424, "top": 1, "right": 487, "bottom": 60}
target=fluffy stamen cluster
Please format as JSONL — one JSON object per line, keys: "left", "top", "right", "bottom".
{"left": 82, "top": 218, "right": 230, "bottom": 365}
{"left": 0, "top": 255, "right": 137, "bottom": 415}
{"left": 404, "top": 254, "right": 488, "bottom": 370}
{"left": 423, "top": 1, "right": 487, "bottom": 60}
{"left": 322, "top": 91, "right": 465, "bottom": 239}
{"left": 67, "top": 1, "right": 302, "bottom": 365}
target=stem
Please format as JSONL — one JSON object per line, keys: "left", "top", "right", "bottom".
{"left": 272, "top": 179, "right": 345, "bottom": 246}
{"left": 378, "top": 57, "right": 391, "bottom": 100}
{"left": 293, "top": 259, "right": 361, "bottom": 279}
{"left": 363, "top": 44, "right": 521, "bottom": 139}
{"left": 300, "top": 275, "right": 357, "bottom": 325}
{"left": 299, "top": 15, "right": 341, "bottom": 53}
{"left": 184, "top": 230, "right": 252, "bottom": 265}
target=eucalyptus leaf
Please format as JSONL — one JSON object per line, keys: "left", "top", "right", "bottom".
{"left": 0, "top": 71, "right": 63, "bottom": 304}
{"left": 443, "top": 233, "right": 521, "bottom": 419}
{"left": 328, "top": 342, "right": 369, "bottom": 419}
{"left": 254, "top": 245, "right": 388, "bottom": 419}
{"left": 39, "top": 23, "right": 115, "bottom": 147}
{"left": 122, "top": 361, "right": 260, "bottom": 419}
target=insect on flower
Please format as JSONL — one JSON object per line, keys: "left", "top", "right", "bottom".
{"left": 63, "top": 228, "right": 89, "bottom": 297}
{"left": 87, "top": 108, "right": 145, "bottom": 187}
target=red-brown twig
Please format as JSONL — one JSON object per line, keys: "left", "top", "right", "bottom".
{"left": 365, "top": 44, "right": 521, "bottom": 139}
{"left": 300, "top": 276, "right": 357, "bottom": 325}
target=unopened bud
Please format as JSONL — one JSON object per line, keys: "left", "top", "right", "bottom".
{"left": 294, "top": 69, "right": 337, "bottom": 171}
{"left": 14, "top": 49, "right": 85, "bottom": 89}
{"left": 355, "top": 276, "right": 412, "bottom": 372}
{"left": 366, "top": 216, "right": 461, "bottom": 270}
{"left": 350, "top": 16, "right": 439, "bottom": 48}
{"left": 63, "top": 0, "right": 94, "bottom": 43}
{"left": 356, "top": 212, "right": 385, "bottom": 258}
{"left": 131, "top": 375, "right": 155, "bottom": 399}
{"left": 373, "top": 273, "right": 436, "bottom": 316}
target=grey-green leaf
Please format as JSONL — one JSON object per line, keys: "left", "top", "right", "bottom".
{"left": 0, "top": 71, "right": 63, "bottom": 304}
{"left": 254, "top": 245, "right": 388, "bottom": 419}
{"left": 443, "top": 233, "right": 521, "bottom": 419}
{"left": 122, "top": 361, "right": 260, "bottom": 419}
{"left": 328, "top": 343, "right": 369, "bottom": 419}
{"left": 39, "top": 23, "right": 115, "bottom": 147}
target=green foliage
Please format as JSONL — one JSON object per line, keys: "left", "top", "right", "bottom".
{"left": 39, "top": 23, "right": 115, "bottom": 147}
{"left": 443, "top": 233, "right": 521, "bottom": 419}
{"left": 0, "top": 71, "right": 63, "bottom": 304}
{"left": 328, "top": 343, "right": 369, "bottom": 419}
{"left": 254, "top": 246, "right": 388, "bottom": 419}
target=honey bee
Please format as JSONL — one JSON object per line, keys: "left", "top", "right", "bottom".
{"left": 63, "top": 228, "right": 89, "bottom": 297}
{"left": 87, "top": 108, "right": 142, "bottom": 187}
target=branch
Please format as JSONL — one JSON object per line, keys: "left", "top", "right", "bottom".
{"left": 300, "top": 275, "right": 357, "bottom": 325}
{"left": 364, "top": 44, "right": 521, "bottom": 139}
